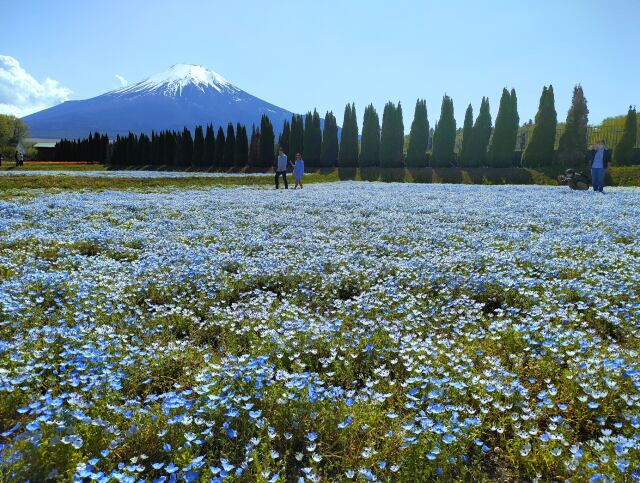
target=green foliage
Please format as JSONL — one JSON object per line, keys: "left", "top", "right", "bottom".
{"left": 338, "top": 103, "right": 359, "bottom": 167}
{"left": 557, "top": 85, "right": 589, "bottom": 166}
{"left": 289, "top": 114, "right": 304, "bottom": 162}
{"left": 489, "top": 88, "right": 519, "bottom": 168}
{"left": 522, "top": 85, "right": 557, "bottom": 168}
{"left": 234, "top": 123, "right": 249, "bottom": 168}
{"left": 303, "top": 109, "right": 322, "bottom": 167}
{"left": 259, "top": 115, "right": 275, "bottom": 168}
{"left": 214, "top": 127, "right": 225, "bottom": 167}
{"left": 278, "top": 120, "right": 290, "bottom": 155}
{"left": 223, "top": 123, "right": 236, "bottom": 167}
{"left": 380, "top": 101, "right": 404, "bottom": 168}
{"left": 192, "top": 125, "right": 204, "bottom": 167}
{"left": 203, "top": 124, "right": 215, "bottom": 166}
{"left": 0, "top": 114, "right": 29, "bottom": 146}
{"left": 458, "top": 104, "right": 474, "bottom": 167}
{"left": 321, "top": 111, "right": 339, "bottom": 168}
{"left": 405, "top": 99, "right": 429, "bottom": 168}
{"left": 467, "top": 97, "right": 493, "bottom": 167}
{"left": 360, "top": 104, "right": 381, "bottom": 167}
{"left": 614, "top": 106, "right": 638, "bottom": 165}
{"left": 431, "top": 95, "right": 456, "bottom": 167}
{"left": 180, "top": 127, "right": 193, "bottom": 167}
{"left": 248, "top": 125, "right": 260, "bottom": 167}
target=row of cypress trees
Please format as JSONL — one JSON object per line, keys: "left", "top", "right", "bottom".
{"left": 60, "top": 87, "right": 637, "bottom": 168}
{"left": 54, "top": 132, "right": 110, "bottom": 162}
{"left": 110, "top": 123, "right": 252, "bottom": 167}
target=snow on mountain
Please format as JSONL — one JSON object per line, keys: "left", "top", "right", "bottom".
{"left": 22, "top": 64, "right": 295, "bottom": 139}
{"left": 114, "top": 64, "right": 240, "bottom": 97}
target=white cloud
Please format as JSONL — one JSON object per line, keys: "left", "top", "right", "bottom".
{"left": 115, "top": 74, "right": 129, "bottom": 87}
{"left": 0, "top": 55, "right": 72, "bottom": 117}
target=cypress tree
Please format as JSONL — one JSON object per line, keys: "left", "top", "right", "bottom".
{"left": 360, "top": 104, "right": 381, "bottom": 167}
{"left": 431, "top": 95, "right": 456, "bottom": 167}
{"left": 614, "top": 105, "right": 637, "bottom": 165}
{"left": 193, "top": 125, "right": 204, "bottom": 167}
{"left": 303, "top": 110, "right": 322, "bottom": 167}
{"left": 557, "top": 85, "right": 589, "bottom": 166}
{"left": 215, "top": 127, "right": 225, "bottom": 168}
{"left": 311, "top": 109, "right": 322, "bottom": 165}
{"left": 278, "top": 120, "right": 290, "bottom": 155}
{"left": 338, "top": 103, "right": 359, "bottom": 167}
{"left": 459, "top": 104, "right": 474, "bottom": 167}
{"left": 249, "top": 125, "right": 260, "bottom": 167}
{"left": 181, "top": 128, "right": 193, "bottom": 167}
{"left": 223, "top": 123, "right": 236, "bottom": 167}
{"left": 468, "top": 97, "right": 493, "bottom": 167}
{"left": 204, "top": 124, "right": 215, "bottom": 166}
{"left": 380, "top": 102, "right": 397, "bottom": 167}
{"left": 395, "top": 102, "right": 405, "bottom": 165}
{"left": 234, "top": 123, "right": 248, "bottom": 168}
{"left": 259, "top": 114, "right": 275, "bottom": 168}
{"left": 321, "top": 111, "right": 339, "bottom": 167}
{"left": 489, "top": 88, "right": 519, "bottom": 167}
{"left": 406, "top": 99, "right": 429, "bottom": 168}
{"left": 289, "top": 114, "right": 304, "bottom": 161}
{"left": 522, "top": 85, "right": 557, "bottom": 168}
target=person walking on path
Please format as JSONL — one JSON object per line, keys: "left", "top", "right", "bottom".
{"left": 293, "top": 153, "right": 305, "bottom": 189}
{"left": 274, "top": 147, "right": 291, "bottom": 189}
{"left": 14, "top": 150, "right": 19, "bottom": 167}
{"left": 591, "top": 140, "right": 607, "bottom": 193}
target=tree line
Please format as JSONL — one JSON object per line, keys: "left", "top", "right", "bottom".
{"left": 56, "top": 85, "right": 638, "bottom": 168}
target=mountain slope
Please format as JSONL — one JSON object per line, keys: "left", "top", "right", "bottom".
{"left": 22, "top": 64, "right": 295, "bottom": 139}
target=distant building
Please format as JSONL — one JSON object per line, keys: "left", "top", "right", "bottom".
{"left": 33, "top": 142, "right": 57, "bottom": 160}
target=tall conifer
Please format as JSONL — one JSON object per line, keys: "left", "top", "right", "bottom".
{"left": 406, "top": 99, "right": 429, "bottom": 168}
{"left": 557, "top": 85, "right": 589, "bottom": 166}
{"left": 321, "top": 111, "right": 339, "bottom": 167}
{"left": 431, "top": 95, "right": 456, "bottom": 167}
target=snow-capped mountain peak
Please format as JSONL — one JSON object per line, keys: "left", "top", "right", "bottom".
{"left": 114, "top": 64, "right": 239, "bottom": 97}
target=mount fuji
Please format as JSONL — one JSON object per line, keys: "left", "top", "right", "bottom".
{"left": 22, "top": 64, "right": 296, "bottom": 139}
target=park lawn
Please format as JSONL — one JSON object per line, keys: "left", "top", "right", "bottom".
{"left": 0, "top": 162, "right": 107, "bottom": 172}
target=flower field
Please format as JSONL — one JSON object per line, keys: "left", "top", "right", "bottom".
{"left": 1, "top": 182, "right": 639, "bottom": 482}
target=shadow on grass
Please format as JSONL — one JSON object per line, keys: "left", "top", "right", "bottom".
{"left": 337, "top": 168, "right": 357, "bottom": 180}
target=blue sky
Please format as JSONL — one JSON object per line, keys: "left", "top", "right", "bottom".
{"left": 1, "top": 0, "right": 638, "bottom": 129}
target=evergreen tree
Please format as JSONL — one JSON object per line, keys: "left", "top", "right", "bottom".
{"left": 223, "top": 123, "right": 236, "bottom": 167}
{"left": 321, "top": 111, "right": 339, "bottom": 167}
{"left": 289, "top": 114, "right": 304, "bottom": 160}
{"left": 278, "top": 120, "right": 290, "bottom": 155}
{"left": 522, "top": 85, "right": 557, "bottom": 168}
{"left": 234, "top": 123, "right": 248, "bottom": 168}
{"left": 557, "top": 85, "right": 589, "bottom": 166}
{"left": 180, "top": 128, "right": 193, "bottom": 166}
{"left": 489, "top": 88, "right": 519, "bottom": 167}
{"left": 193, "top": 125, "right": 204, "bottom": 167}
{"left": 204, "top": 124, "right": 215, "bottom": 166}
{"left": 380, "top": 102, "right": 400, "bottom": 167}
{"left": 338, "top": 103, "right": 359, "bottom": 167}
{"left": 303, "top": 109, "right": 322, "bottom": 167}
{"left": 394, "top": 102, "right": 405, "bottom": 166}
{"left": 614, "top": 105, "right": 638, "bottom": 165}
{"left": 459, "top": 104, "right": 474, "bottom": 167}
{"left": 406, "top": 99, "right": 429, "bottom": 168}
{"left": 249, "top": 125, "right": 261, "bottom": 167}
{"left": 360, "top": 104, "right": 381, "bottom": 167}
{"left": 431, "top": 95, "right": 456, "bottom": 167}
{"left": 259, "top": 114, "right": 275, "bottom": 168}
{"left": 467, "top": 97, "right": 493, "bottom": 167}
{"left": 214, "top": 127, "right": 225, "bottom": 167}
